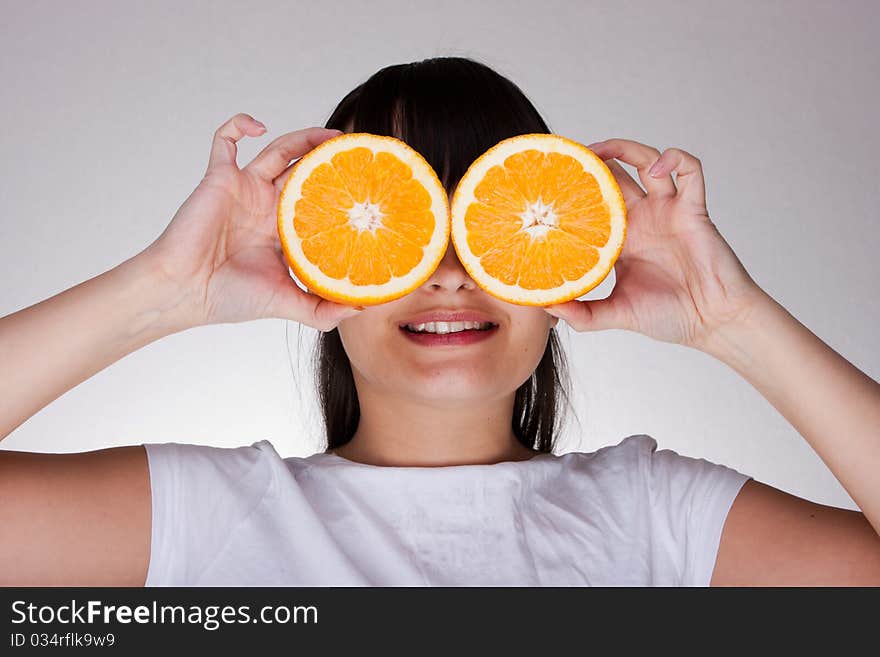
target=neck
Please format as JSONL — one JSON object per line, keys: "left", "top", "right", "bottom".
{"left": 331, "top": 383, "right": 538, "bottom": 467}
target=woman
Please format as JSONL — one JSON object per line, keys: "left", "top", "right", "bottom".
{"left": 1, "top": 57, "right": 878, "bottom": 586}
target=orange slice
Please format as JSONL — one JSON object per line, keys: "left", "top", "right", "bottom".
{"left": 277, "top": 133, "right": 449, "bottom": 306}
{"left": 450, "top": 133, "right": 627, "bottom": 306}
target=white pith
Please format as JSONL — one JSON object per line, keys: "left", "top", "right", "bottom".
{"left": 347, "top": 200, "right": 385, "bottom": 232}
{"left": 450, "top": 134, "right": 626, "bottom": 304}
{"left": 520, "top": 197, "right": 559, "bottom": 239}
{"left": 403, "top": 321, "right": 494, "bottom": 334}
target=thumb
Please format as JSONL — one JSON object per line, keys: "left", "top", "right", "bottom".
{"left": 545, "top": 297, "right": 632, "bottom": 332}
{"left": 267, "top": 281, "right": 363, "bottom": 329}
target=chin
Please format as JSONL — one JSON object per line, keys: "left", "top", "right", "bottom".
{"left": 400, "top": 374, "right": 501, "bottom": 400}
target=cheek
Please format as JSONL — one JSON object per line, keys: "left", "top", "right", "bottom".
{"left": 512, "top": 311, "right": 554, "bottom": 341}
{"left": 336, "top": 315, "right": 393, "bottom": 372}
{"left": 507, "top": 315, "right": 553, "bottom": 363}
{"left": 336, "top": 318, "right": 364, "bottom": 359}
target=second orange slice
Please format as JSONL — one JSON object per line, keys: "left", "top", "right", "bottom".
{"left": 450, "top": 133, "right": 627, "bottom": 306}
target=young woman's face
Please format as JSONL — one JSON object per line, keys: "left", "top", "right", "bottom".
{"left": 336, "top": 234, "right": 559, "bottom": 405}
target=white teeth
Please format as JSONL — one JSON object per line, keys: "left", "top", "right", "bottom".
{"left": 404, "top": 321, "right": 494, "bottom": 334}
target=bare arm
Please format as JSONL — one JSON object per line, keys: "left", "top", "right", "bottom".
{"left": 0, "top": 252, "right": 193, "bottom": 442}
{"left": 0, "top": 251, "right": 193, "bottom": 585}
{"left": 702, "top": 290, "right": 880, "bottom": 535}
{"left": 545, "top": 138, "right": 880, "bottom": 585}
{"left": 699, "top": 290, "right": 880, "bottom": 585}
{"left": 711, "top": 479, "right": 880, "bottom": 586}
{"left": 1, "top": 117, "right": 355, "bottom": 441}
{"left": 0, "top": 115, "right": 356, "bottom": 585}
{"left": 0, "top": 445, "right": 152, "bottom": 586}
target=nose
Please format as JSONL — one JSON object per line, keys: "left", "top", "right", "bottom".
{"left": 422, "top": 238, "right": 477, "bottom": 292}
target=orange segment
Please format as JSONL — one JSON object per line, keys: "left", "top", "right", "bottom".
{"left": 381, "top": 208, "right": 435, "bottom": 246}
{"left": 380, "top": 178, "right": 435, "bottom": 245}
{"left": 473, "top": 164, "right": 525, "bottom": 212}
{"left": 277, "top": 133, "right": 449, "bottom": 306}
{"left": 301, "top": 223, "right": 355, "bottom": 280}
{"left": 374, "top": 226, "right": 424, "bottom": 277}
{"left": 516, "top": 229, "right": 600, "bottom": 289}
{"left": 293, "top": 197, "right": 348, "bottom": 240}
{"left": 479, "top": 232, "right": 530, "bottom": 287}
{"left": 463, "top": 203, "right": 521, "bottom": 257}
{"left": 348, "top": 229, "right": 391, "bottom": 286}
{"left": 366, "top": 152, "right": 412, "bottom": 205}
{"left": 503, "top": 150, "right": 545, "bottom": 201}
{"left": 330, "top": 147, "right": 373, "bottom": 201}
{"left": 559, "top": 202, "right": 611, "bottom": 247}
{"left": 450, "top": 133, "right": 627, "bottom": 306}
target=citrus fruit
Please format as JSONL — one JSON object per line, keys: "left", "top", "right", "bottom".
{"left": 277, "top": 132, "right": 449, "bottom": 306}
{"left": 450, "top": 133, "right": 627, "bottom": 306}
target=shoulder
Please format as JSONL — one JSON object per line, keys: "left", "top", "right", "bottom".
{"left": 143, "top": 438, "right": 282, "bottom": 473}
{"left": 536, "top": 434, "right": 664, "bottom": 504}
{"left": 557, "top": 433, "right": 750, "bottom": 522}
{"left": 560, "top": 433, "right": 745, "bottom": 483}
{"left": 560, "top": 434, "right": 751, "bottom": 586}
{"left": 561, "top": 433, "right": 659, "bottom": 460}
{"left": 142, "top": 438, "right": 282, "bottom": 462}
{"left": 555, "top": 433, "right": 661, "bottom": 475}
{"left": 142, "top": 439, "right": 290, "bottom": 510}
{"left": 142, "top": 439, "right": 290, "bottom": 585}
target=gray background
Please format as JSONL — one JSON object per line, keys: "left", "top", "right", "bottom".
{"left": 1, "top": 0, "right": 877, "bottom": 510}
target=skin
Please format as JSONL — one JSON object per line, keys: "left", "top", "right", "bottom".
{"left": 0, "top": 113, "right": 878, "bottom": 586}
{"left": 334, "top": 197, "right": 557, "bottom": 467}
{"left": 331, "top": 121, "right": 555, "bottom": 467}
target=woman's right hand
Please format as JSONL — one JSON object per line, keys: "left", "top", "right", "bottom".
{"left": 143, "top": 113, "right": 362, "bottom": 331}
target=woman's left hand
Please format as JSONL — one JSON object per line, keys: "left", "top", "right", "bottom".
{"left": 544, "top": 138, "right": 767, "bottom": 349}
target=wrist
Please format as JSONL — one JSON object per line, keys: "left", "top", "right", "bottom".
{"left": 691, "top": 286, "right": 781, "bottom": 369}
{"left": 0, "top": 250, "right": 201, "bottom": 439}
{"left": 120, "top": 249, "right": 204, "bottom": 339}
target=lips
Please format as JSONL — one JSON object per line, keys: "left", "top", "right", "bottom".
{"left": 397, "top": 309, "right": 499, "bottom": 328}
{"left": 400, "top": 324, "right": 500, "bottom": 346}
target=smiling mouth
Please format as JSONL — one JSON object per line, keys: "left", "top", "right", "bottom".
{"left": 398, "top": 323, "right": 501, "bottom": 347}
{"left": 400, "top": 323, "right": 497, "bottom": 335}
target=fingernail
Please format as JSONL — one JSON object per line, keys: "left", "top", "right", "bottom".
{"left": 253, "top": 119, "right": 266, "bottom": 130}
{"left": 648, "top": 158, "right": 664, "bottom": 177}
{"left": 587, "top": 140, "right": 606, "bottom": 149}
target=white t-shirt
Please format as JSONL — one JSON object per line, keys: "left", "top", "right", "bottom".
{"left": 143, "top": 434, "right": 750, "bottom": 586}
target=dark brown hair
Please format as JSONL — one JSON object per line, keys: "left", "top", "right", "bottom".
{"left": 301, "top": 56, "right": 574, "bottom": 454}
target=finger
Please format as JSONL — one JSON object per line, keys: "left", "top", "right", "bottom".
{"left": 267, "top": 281, "right": 362, "bottom": 330}
{"left": 588, "top": 139, "right": 676, "bottom": 198}
{"left": 206, "top": 113, "right": 267, "bottom": 175}
{"left": 543, "top": 296, "right": 633, "bottom": 333}
{"left": 246, "top": 127, "right": 343, "bottom": 184}
{"left": 648, "top": 147, "right": 707, "bottom": 208}
{"left": 273, "top": 158, "right": 302, "bottom": 196}
{"left": 604, "top": 159, "right": 647, "bottom": 206}
{"left": 589, "top": 142, "right": 646, "bottom": 203}
{"left": 273, "top": 161, "right": 296, "bottom": 196}
{"left": 272, "top": 128, "right": 349, "bottom": 195}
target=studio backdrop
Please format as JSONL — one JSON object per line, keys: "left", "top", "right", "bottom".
{"left": 1, "top": 0, "right": 877, "bottom": 511}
